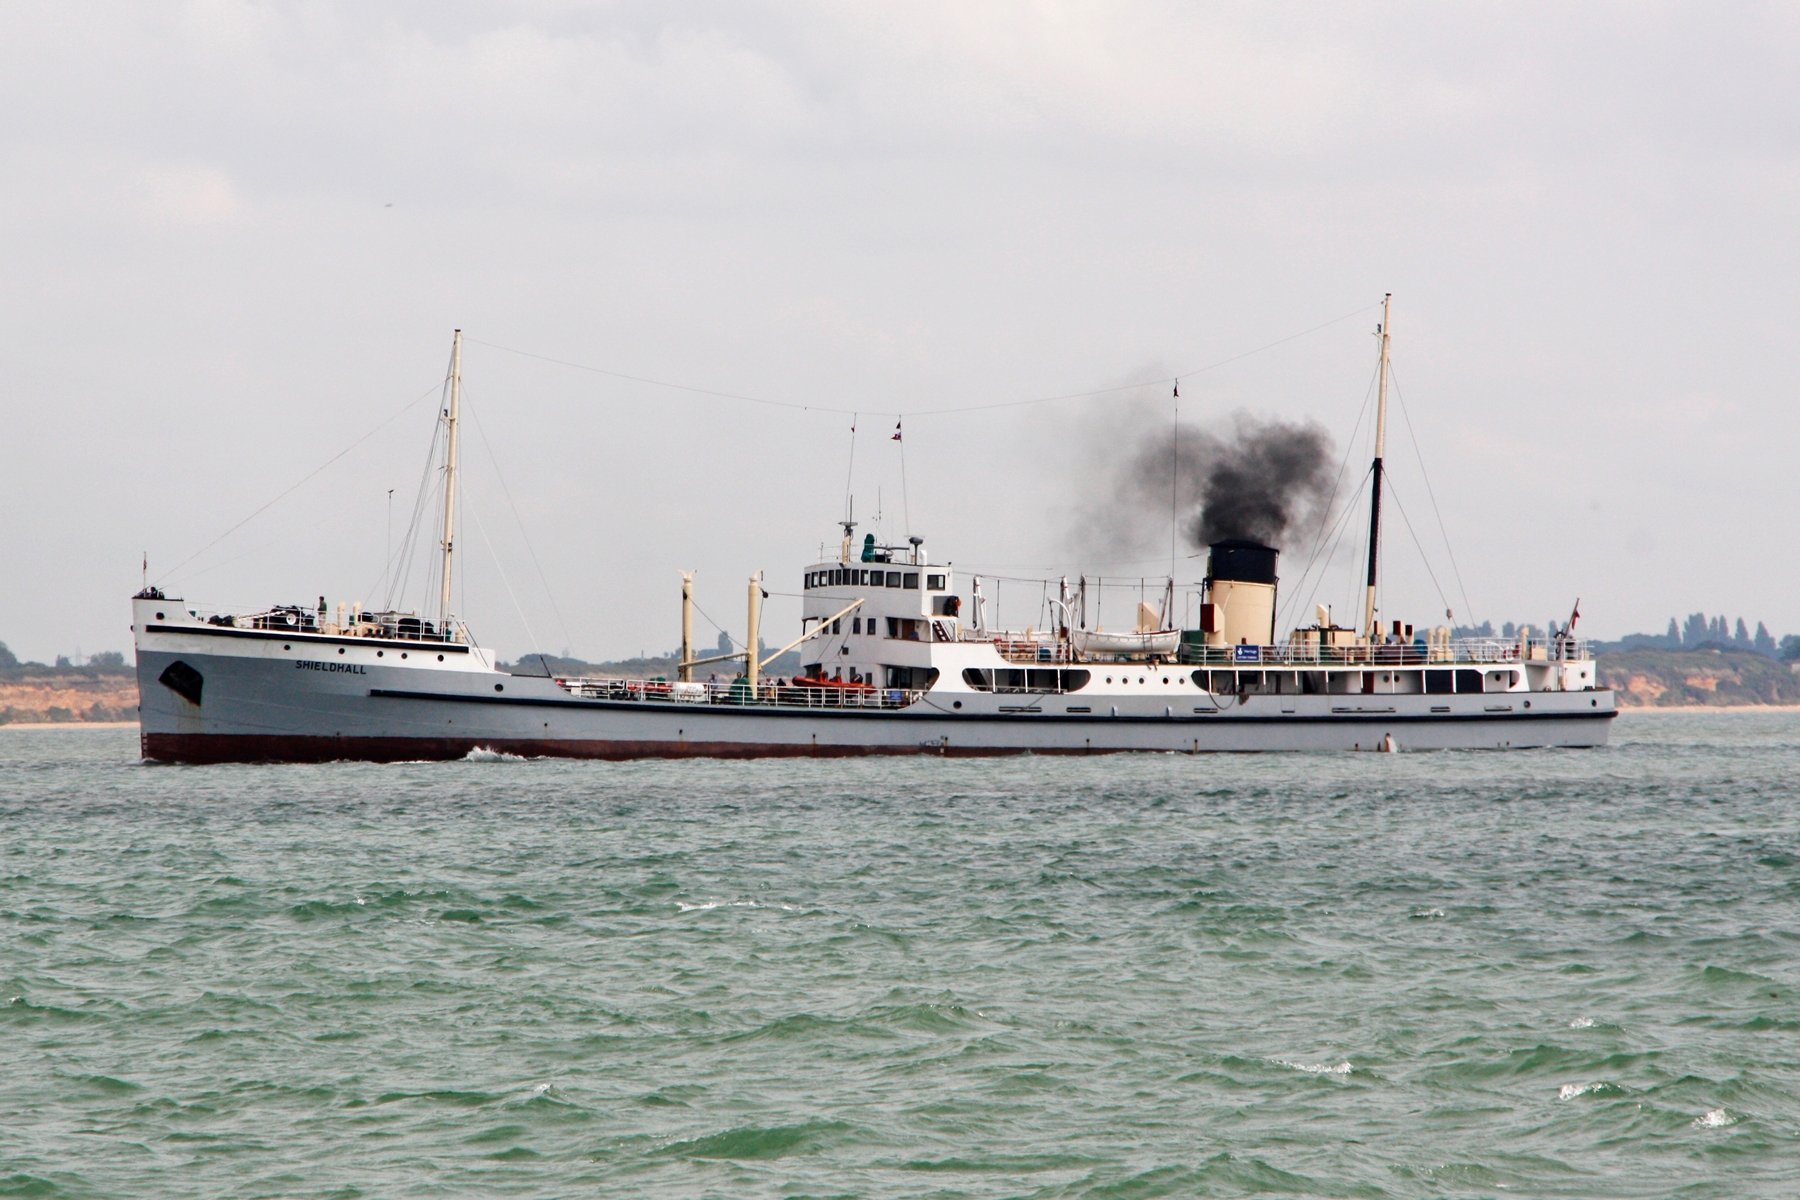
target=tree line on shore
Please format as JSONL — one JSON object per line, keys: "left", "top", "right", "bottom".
{"left": 1452, "top": 614, "right": 1799, "bottom": 658}
{"left": 0, "top": 643, "right": 126, "bottom": 671}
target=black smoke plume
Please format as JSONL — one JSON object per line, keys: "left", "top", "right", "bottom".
{"left": 1075, "top": 411, "right": 1336, "bottom": 559}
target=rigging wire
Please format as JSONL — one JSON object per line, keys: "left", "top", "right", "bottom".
{"left": 1383, "top": 478, "right": 1455, "bottom": 620}
{"left": 1388, "top": 364, "right": 1475, "bottom": 624}
{"left": 1293, "top": 470, "right": 1372, "bottom": 629}
{"left": 156, "top": 381, "right": 442, "bottom": 586}
{"left": 895, "top": 419, "right": 911, "bottom": 536}
{"left": 689, "top": 596, "right": 741, "bottom": 653}
{"left": 463, "top": 388, "right": 576, "bottom": 654}
{"left": 462, "top": 478, "right": 543, "bottom": 659}
{"left": 158, "top": 305, "right": 1385, "bottom": 604}
{"left": 384, "top": 410, "right": 444, "bottom": 612}
{"left": 462, "top": 302, "right": 1379, "bottom": 421}
{"left": 1276, "top": 354, "right": 1382, "bottom": 632}
{"left": 174, "top": 532, "right": 291, "bottom": 584}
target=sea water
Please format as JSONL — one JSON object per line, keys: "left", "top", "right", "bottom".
{"left": 1, "top": 714, "right": 1796, "bottom": 1198}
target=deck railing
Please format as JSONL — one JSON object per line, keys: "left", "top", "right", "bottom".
{"left": 974, "top": 633, "right": 1592, "bottom": 667}
{"left": 1182, "top": 637, "right": 1593, "bottom": 667}
{"left": 988, "top": 638, "right": 1080, "bottom": 665}
{"left": 552, "top": 677, "right": 927, "bottom": 710}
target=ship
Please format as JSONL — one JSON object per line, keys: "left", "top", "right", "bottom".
{"left": 133, "top": 304, "right": 1615, "bottom": 762}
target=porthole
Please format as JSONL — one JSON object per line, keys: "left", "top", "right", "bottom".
{"left": 1105, "top": 676, "right": 1113, "bottom": 683}
{"left": 495, "top": 683, "right": 505, "bottom": 692}
{"left": 401, "top": 652, "right": 407, "bottom": 659}
{"left": 283, "top": 644, "right": 291, "bottom": 650}
{"left": 1162, "top": 677, "right": 1169, "bottom": 685}
{"left": 1591, "top": 698, "right": 1597, "bottom": 707}
{"left": 376, "top": 650, "right": 383, "bottom": 657}
{"left": 1523, "top": 700, "right": 1531, "bottom": 708}
{"left": 437, "top": 654, "right": 444, "bottom": 661}
{"left": 953, "top": 700, "right": 963, "bottom": 709}
{"left": 338, "top": 647, "right": 345, "bottom": 655}
{"left": 155, "top": 612, "right": 164, "bottom": 620}
{"left": 1138, "top": 677, "right": 1144, "bottom": 684}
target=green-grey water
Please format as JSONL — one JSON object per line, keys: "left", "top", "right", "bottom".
{"left": 3, "top": 715, "right": 1796, "bottom": 1198}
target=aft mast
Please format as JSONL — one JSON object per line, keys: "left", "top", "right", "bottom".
{"left": 439, "top": 330, "right": 463, "bottom": 634}
{"left": 1362, "top": 294, "right": 1392, "bottom": 642}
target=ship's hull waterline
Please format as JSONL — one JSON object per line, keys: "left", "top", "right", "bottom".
{"left": 135, "top": 643, "right": 1616, "bottom": 764}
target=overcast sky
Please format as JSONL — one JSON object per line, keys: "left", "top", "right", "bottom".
{"left": 5, "top": 2, "right": 1798, "bottom": 663}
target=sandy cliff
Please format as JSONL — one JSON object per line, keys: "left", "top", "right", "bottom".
{"left": 1597, "top": 648, "right": 1800, "bottom": 707}
{"left": 0, "top": 670, "right": 139, "bottom": 723}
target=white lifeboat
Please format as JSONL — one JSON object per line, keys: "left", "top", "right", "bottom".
{"left": 1069, "top": 628, "right": 1181, "bottom": 657}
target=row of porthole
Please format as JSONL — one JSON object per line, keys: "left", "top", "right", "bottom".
{"left": 1104, "top": 675, "right": 1181, "bottom": 685}
{"left": 281, "top": 643, "right": 444, "bottom": 662}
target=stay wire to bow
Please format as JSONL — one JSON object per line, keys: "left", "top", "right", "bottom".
{"left": 156, "top": 381, "right": 443, "bottom": 586}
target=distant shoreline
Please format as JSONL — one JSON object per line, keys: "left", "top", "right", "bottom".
{"left": 0, "top": 721, "right": 138, "bottom": 730}
{"left": 1616, "top": 705, "right": 1800, "bottom": 713}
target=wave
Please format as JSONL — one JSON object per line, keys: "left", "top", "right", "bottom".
{"left": 655, "top": 1119, "right": 859, "bottom": 1161}
{"left": 463, "top": 747, "right": 527, "bottom": 762}
{"left": 675, "top": 899, "right": 802, "bottom": 913}
{"left": 1274, "top": 1058, "right": 1353, "bottom": 1075}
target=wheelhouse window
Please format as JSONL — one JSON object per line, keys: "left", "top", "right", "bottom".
{"left": 926, "top": 574, "right": 946, "bottom": 591}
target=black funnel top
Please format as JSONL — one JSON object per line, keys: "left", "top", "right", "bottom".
{"left": 1209, "top": 539, "right": 1279, "bottom": 585}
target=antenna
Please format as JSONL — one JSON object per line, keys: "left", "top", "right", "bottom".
{"left": 842, "top": 413, "right": 858, "bottom": 525}
{"left": 1361, "top": 294, "right": 1392, "bottom": 641}
{"left": 439, "top": 330, "right": 462, "bottom": 632}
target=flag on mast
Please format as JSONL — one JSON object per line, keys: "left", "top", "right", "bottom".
{"left": 892, "top": 420, "right": 902, "bottom": 442}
